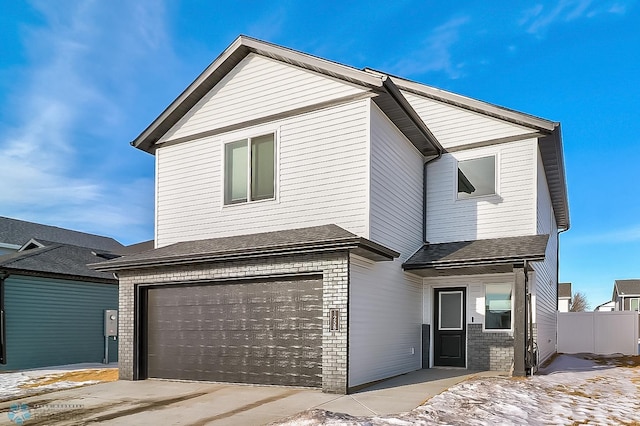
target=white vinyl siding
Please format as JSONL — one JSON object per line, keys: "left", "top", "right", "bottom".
{"left": 531, "top": 148, "right": 559, "bottom": 364}
{"left": 401, "top": 91, "right": 533, "bottom": 150}
{"left": 346, "top": 102, "right": 425, "bottom": 387}
{"left": 369, "top": 102, "right": 424, "bottom": 259}
{"left": 156, "top": 100, "right": 369, "bottom": 246}
{"left": 349, "top": 255, "right": 422, "bottom": 387}
{"left": 159, "top": 54, "right": 366, "bottom": 143}
{"left": 426, "top": 139, "right": 537, "bottom": 243}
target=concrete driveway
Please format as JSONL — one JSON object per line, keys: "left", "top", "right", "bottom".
{"left": 1, "top": 369, "right": 504, "bottom": 425}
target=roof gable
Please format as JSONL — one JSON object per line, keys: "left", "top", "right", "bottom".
{"left": 391, "top": 77, "right": 569, "bottom": 230}
{"left": 132, "top": 35, "right": 441, "bottom": 158}
{"left": 158, "top": 53, "right": 368, "bottom": 144}
{"left": 401, "top": 91, "right": 536, "bottom": 149}
{"left": 0, "top": 216, "right": 124, "bottom": 252}
{"left": 614, "top": 279, "right": 640, "bottom": 298}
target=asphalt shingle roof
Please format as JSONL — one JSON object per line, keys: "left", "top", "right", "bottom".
{"left": 614, "top": 279, "right": 640, "bottom": 296}
{"left": 91, "top": 224, "right": 398, "bottom": 271}
{"left": 403, "top": 234, "right": 549, "bottom": 270}
{"left": 0, "top": 216, "right": 124, "bottom": 252}
{"left": 0, "top": 242, "right": 116, "bottom": 281}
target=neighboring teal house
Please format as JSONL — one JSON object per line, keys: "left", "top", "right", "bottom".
{"left": 0, "top": 216, "right": 125, "bottom": 371}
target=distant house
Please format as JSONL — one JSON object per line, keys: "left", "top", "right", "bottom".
{"left": 612, "top": 279, "right": 640, "bottom": 311}
{"left": 558, "top": 282, "right": 572, "bottom": 312}
{"left": 594, "top": 301, "right": 615, "bottom": 311}
{"left": 0, "top": 216, "right": 137, "bottom": 370}
{"left": 93, "top": 36, "right": 570, "bottom": 393}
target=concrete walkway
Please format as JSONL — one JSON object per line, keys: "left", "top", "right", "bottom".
{"left": 1, "top": 369, "right": 506, "bottom": 425}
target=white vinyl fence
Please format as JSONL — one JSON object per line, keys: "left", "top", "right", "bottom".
{"left": 557, "top": 311, "right": 639, "bottom": 355}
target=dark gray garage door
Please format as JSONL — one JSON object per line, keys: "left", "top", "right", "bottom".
{"left": 145, "top": 277, "right": 323, "bottom": 387}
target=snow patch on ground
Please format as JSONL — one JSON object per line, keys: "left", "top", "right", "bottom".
{"left": 275, "top": 355, "right": 640, "bottom": 426}
{"left": 0, "top": 363, "right": 118, "bottom": 402}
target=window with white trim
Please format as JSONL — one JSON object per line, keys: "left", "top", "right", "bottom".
{"left": 224, "top": 133, "right": 275, "bottom": 205}
{"left": 485, "top": 283, "right": 512, "bottom": 330}
{"left": 630, "top": 298, "right": 639, "bottom": 312}
{"left": 457, "top": 155, "right": 496, "bottom": 199}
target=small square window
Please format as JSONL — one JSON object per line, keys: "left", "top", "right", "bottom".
{"left": 485, "top": 283, "right": 512, "bottom": 330}
{"left": 224, "top": 133, "right": 275, "bottom": 205}
{"left": 457, "top": 156, "right": 496, "bottom": 199}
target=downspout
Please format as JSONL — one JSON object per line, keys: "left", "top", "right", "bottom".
{"left": 0, "top": 271, "right": 9, "bottom": 365}
{"left": 556, "top": 227, "right": 569, "bottom": 311}
{"left": 555, "top": 226, "right": 570, "bottom": 358}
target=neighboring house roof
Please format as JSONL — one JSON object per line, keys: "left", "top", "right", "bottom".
{"left": 0, "top": 241, "right": 117, "bottom": 282}
{"left": 91, "top": 224, "right": 398, "bottom": 272}
{"left": 403, "top": 234, "right": 549, "bottom": 277}
{"left": 558, "top": 282, "right": 572, "bottom": 299}
{"left": 116, "top": 240, "right": 155, "bottom": 255}
{"left": 129, "top": 35, "right": 569, "bottom": 231}
{"left": 613, "top": 279, "right": 640, "bottom": 299}
{"left": 0, "top": 216, "right": 124, "bottom": 252}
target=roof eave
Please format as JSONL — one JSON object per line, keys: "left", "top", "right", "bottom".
{"left": 387, "top": 75, "right": 558, "bottom": 132}
{"left": 91, "top": 238, "right": 399, "bottom": 272}
{"left": 403, "top": 254, "right": 546, "bottom": 271}
{"left": 0, "top": 267, "right": 117, "bottom": 284}
{"left": 539, "top": 125, "right": 570, "bottom": 230}
{"left": 375, "top": 77, "right": 443, "bottom": 156}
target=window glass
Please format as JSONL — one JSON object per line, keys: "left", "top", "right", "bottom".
{"left": 485, "top": 284, "right": 512, "bottom": 330}
{"left": 225, "top": 140, "right": 248, "bottom": 204}
{"left": 631, "top": 299, "right": 639, "bottom": 312}
{"left": 224, "top": 133, "right": 275, "bottom": 205}
{"left": 251, "top": 134, "right": 275, "bottom": 201}
{"left": 440, "top": 292, "right": 462, "bottom": 330}
{"left": 458, "top": 156, "right": 496, "bottom": 199}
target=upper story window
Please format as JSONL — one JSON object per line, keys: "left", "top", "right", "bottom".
{"left": 485, "top": 283, "right": 512, "bottom": 331}
{"left": 224, "top": 133, "right": 275, "bottom": 205}
{"left": 457, "top": 156, "right": 496, "bottom": 199}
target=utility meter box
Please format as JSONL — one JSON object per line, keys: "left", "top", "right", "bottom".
{"left": 104, "top": 310, "right": 118, "bottom": 337}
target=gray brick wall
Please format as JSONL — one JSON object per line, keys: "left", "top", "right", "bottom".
{"left": 467, "top": 324, "right": 514, "bottom": 371}
{"left": 116, "top": 251, "right": 350, "bottom": 394}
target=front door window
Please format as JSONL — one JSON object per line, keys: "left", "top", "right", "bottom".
{"left": 439, "top": 291, "right": 463, "bottom": 330}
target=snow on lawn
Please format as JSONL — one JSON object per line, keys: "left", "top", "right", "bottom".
{"left": 0, "top": 363, "right": 118, "bottom": 402}
{"left": 276, "top": 354, "right": 640, "bottom": 426}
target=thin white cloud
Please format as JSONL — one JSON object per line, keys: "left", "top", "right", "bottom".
{"left": 0, "top": 0, "right": 169, "bottom": 243}
{"left": 608, "top": 3, "right": 628, "bottom": 14}
{"left": 388, "top": 16, "right": 470, "bottom": 79}
{"left": 566, "top": 224, "right": 640, "bottom": 245}
{"left": 520, "top": 0, "right": 629, "bottom": 35}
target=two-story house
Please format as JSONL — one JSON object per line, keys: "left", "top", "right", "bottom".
{"left": 93, "top": 36, "right": 569, "bottom": 394}
{"left": 612, "top": 279, "right": 640, "bottom": 311}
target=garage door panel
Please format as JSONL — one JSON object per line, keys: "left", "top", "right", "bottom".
{"left": 146, "top": 277, "right": 322, "bottom": 387}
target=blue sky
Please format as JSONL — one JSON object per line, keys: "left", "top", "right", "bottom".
{"left": 1, "top": 1, "right": 638, "bottom": 307}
